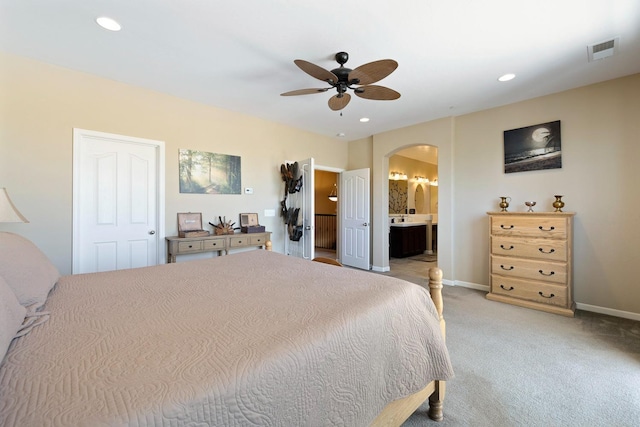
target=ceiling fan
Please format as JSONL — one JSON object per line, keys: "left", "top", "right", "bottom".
{"left": 281, "top": 52, "right": 401, "bottom": 111}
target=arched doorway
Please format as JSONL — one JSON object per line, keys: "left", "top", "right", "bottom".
{"left": 387, "top": 145, "right": 438, "bottom": 268}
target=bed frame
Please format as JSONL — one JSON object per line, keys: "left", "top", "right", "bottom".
{"left": 371, "top": 266, "right": 447, "bottom": 426}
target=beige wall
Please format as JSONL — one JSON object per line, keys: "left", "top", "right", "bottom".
{"left": 370, "top": 73, "right": 640, "bottom": 318}
{"left": 2, "top": 50, "right": 638, "bottom": 317}
{"left": 0, "top": 52, "right": 348, "bottom": 274}
{"left": 453, "top": 73, "right": 640, "bottom": 317}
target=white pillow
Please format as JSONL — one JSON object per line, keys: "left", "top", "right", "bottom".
{"left": 0, "top": 232, "right": 60, "bottom": 309}
{"left": 0, "top": 275, "right": 26, "bottom": 363}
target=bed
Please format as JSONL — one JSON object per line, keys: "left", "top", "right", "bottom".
{"left": 0, "top": 231, "right": 453, "bottom": 426}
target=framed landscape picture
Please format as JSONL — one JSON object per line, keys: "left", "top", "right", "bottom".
{"left": 179, "top": 149, "right": 241, "bottom": 194}
{"left": 504, "top": 120, "right": 562, "bottom": 174}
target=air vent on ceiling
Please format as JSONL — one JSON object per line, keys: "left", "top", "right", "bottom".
{"left": 587, "top": 37, "right": 620, "bottom": 62}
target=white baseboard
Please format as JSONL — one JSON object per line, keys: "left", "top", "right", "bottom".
{"left": 576, "top": 302, "right": 640, "bottom": 321}
{"left": 450, "top": 280, "right": 640, "bottom": 321}
{"left": 453, "top": 280, "right": 490, "bottom": 292}
{"left": 371, "top": 265, "right": 390, "bottom": 272}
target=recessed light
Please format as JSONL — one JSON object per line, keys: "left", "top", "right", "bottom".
{"left": 498, "top": 73, "right": 516, "bottom": 82}
{"left": 359, "top": 117, "right": 370, "bottom": 123}
{"left": 336, "top": 132, "right": 346, "bottom": 138}
{"left": 96, "top": 16, "right": 122, "bottom": 32}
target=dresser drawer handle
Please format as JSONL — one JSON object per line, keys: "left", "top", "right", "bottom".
{"left": 500, "top": 285, "right": 514, "bottom": 291}
{"left": 539, "top": 226, "right": 555, "bottom": 231}
{"left": 538, "top": 270, "right": 555, "bottom": 276}
{"left": 500, "top": 265, "right": 514, "bottom": 270}
{"left": 188, "top": 245, "right": 193, "bottom": 248}
{"left": 538, "top": 292, "right": 555, "bottom": 299}
{"left": 538, "top": 248, "right": 555, "bottom": 254}
{"left": 500, "top": 244, "right": 514, "bottom": 250}
{"left": 500, "top": 224, "right": 514, "bottom": 229}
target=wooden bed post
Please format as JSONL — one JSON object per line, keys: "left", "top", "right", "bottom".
{"left": 265, "top": 240, "right": 272, "bottom": 251}
{"left": 427, "top": 267, "right": 446, "bottom": 422}
{"left": 371, "top": 266, "right": 449, "bottom": 426}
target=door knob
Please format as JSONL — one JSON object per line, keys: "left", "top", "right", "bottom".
{"left": 149, "top": 230, "right": 156, "bottom": 235}
{"left": 363, "top": 223, "right": 368, "bottom": 226}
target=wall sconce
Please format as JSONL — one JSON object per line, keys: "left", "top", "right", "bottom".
{"left": 0, "top": 188, "right": 29, "bottom": 223}
{"left": 414, "top": 176, "right": 430, "bottom": 184}
{"left": 389, "top": 171, "right": 408, "bottom": 180}
{"left": 328, "top": 183, "right": 338, "bottom": 202}
{"left": 431, "top": 179, "right": 438, "bottom": 186}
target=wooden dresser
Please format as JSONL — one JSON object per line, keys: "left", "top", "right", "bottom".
{"left": 486, "top": 212, "right": 575, "bottom": 317}
{"left": 166, "top": 232, "right": 271, "bottom": 263}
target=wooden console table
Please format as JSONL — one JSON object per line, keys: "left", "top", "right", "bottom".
{"left": 166, "top": 232, "right": 271, "bottom": 263}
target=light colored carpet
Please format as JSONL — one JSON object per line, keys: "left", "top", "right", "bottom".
{"left": 401, "top": 285, "right": 640, "bottom": 426}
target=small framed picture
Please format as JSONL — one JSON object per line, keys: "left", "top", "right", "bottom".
{"left": 504, "top": 120, "right": 561, "bottom": 173}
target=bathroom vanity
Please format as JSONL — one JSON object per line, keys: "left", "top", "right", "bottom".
{"left": 389, "top": 223, "right": 427, "bottom": 258}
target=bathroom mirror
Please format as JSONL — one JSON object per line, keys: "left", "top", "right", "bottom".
{"left": 389, "top": 180, "right": 408, "bottom": 214}
{"left": 415, "top": 184, "right": 425, "bottom": 214}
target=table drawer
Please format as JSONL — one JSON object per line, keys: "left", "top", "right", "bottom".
{"left": 491, "top": 236, "right": 567, "bottom": 262}
{"left": 249, "top": 235, "right": 267, "bottom": 246}
{"left": 491, "top": 255, "right": 566, "bottom": 284}
{"left": 203, "top": 238, "right": 225, "bottom": 250}
{"left": 491, "top": 216, "right": 567, "bottom": 239}
{"left": 229, "top": 236, "right": 249, "bottom": 247}
{"left": 491, "top": 275, "right": 568, "bottom": 307}
{"left": 177, "top": 240, "right": 203, "bottom": 252}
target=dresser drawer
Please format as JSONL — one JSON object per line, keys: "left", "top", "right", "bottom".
{"left": 177, "top": 240, "right": 203, "bottom": 253}
{"left": 491, "top": 255, "right": 566, "bottom": 284}
{"left": 491, "top": 236, "right": 567, "bottom": 262}
{"left": 491, "top": 216, "right": 567, "bottom": 239}
{"left": 203, "top": 238, "right": 225, "bottom": 250}
{"left": 491, "top": 275, "right": 568, "bottom": 307}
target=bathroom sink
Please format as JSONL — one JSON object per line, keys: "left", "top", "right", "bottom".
{"left": 390, "top": 222, "right": 424, "bottom": 227}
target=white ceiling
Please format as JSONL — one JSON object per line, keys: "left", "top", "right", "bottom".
{"left": 1, "top": 1, "right": 639, "bottom": 142}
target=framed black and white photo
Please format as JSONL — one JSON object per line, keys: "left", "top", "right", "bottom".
{"left": 504, "top": 120, "right": 561, "bottom": 174}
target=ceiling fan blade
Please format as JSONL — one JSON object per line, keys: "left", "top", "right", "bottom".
{"left": 348, "top": 59, "right": 398, "bottom": 85}
{"left": 354, "top": 85, "right": 401, "bottom": 100}
{"left": 280, "top": 88, "right": 329, "bottom": 96}
{"left": 328, "top": 93, "right": 351, "bottom": 111}
{"left": 294, "top": 59, "right": 338, "bottom": 84}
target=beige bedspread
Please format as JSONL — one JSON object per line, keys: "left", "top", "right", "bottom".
{"left": 0, "top": 250, "right": 452, "bottom": 426}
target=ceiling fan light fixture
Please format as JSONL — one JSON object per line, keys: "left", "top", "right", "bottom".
{"left": 282, "top": 52, "right": 400, "bottom": 111}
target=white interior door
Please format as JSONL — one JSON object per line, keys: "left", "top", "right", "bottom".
{"left": 73, "top": 129, "right": 164, "bottom": 273}
{"left": 340, "top": 168, "right": 370, "bottom": 270}
{"left": 284, "top": 157, "right": 314, "bottom": 259}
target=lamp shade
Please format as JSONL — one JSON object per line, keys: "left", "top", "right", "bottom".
{"left": 0, "top": 188, "right": 29, "bottom": 223}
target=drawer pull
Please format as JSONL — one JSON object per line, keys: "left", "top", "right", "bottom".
{"left": 538, "top": 292, "right": 555, "bottom": 299}
{"left": 188, "top": 245, "right": 193, "bottom": 248}
{"left": 500, "top": 224, "right": 514, "bottom": 230}
{"left": 538, "top": 270, "right": 555, "bottom": 276}
{"left": 538, "top": 248, "right": 555, "bottom": 254}
{"left": 500, "top": 244, "right": 514, "bottom": 250}
{"left": 539, "top": 226, "right": 555, "bottom": 231}
{"left": 500, "top": 265, "right": 514, "bottom": 271}
{"left": 500, "top": 285, "right": 514, "bottom": 291}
